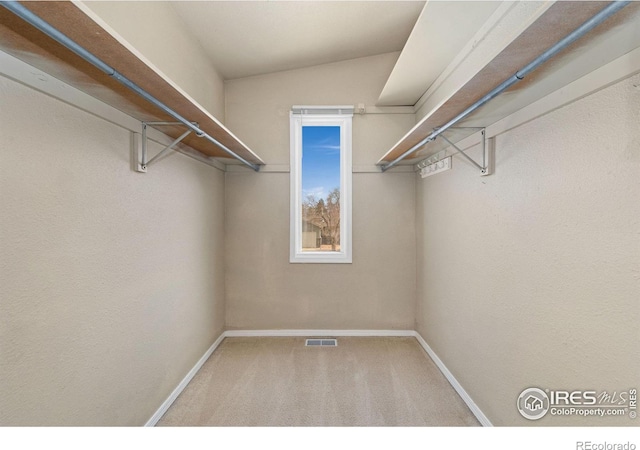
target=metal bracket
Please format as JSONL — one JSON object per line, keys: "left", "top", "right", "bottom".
{"left": 135, "top": 121, "right": 200, "bottom": 173}
{"left": 439, "top": 128, "right": 491, "bottom": 176}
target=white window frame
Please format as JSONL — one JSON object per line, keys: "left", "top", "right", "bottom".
{"left": 290, "top": 107, "right": 352, "bottom": 264}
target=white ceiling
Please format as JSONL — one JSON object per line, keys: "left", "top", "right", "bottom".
{"left": 169, "top": 0, "right": 640, "bottom": 119}
{"left": 170, "top": 1, "right": 425, "bottom": 80}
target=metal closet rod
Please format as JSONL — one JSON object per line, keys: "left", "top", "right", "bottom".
{"left": 381, "top": 0, "right": 631, "bottom": 172}
{"left": 1, "top": 1, "right": 261, "bottom": 172}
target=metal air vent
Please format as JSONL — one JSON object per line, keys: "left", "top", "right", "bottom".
{"left": 305, "top": 338, "right": 338, "bottom": 347}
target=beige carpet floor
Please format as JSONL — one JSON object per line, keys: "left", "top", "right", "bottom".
{"left": 157, "top": 337, "right": 480, "bottom": 426}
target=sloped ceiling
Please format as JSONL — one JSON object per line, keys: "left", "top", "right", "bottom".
{"left": 170, "top": 1, "right": 425, "bottom": 80}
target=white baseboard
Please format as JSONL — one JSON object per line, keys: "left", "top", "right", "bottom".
{"left": 412, "top": 331, "right": 493, "bottom": 427}
{"left": 223, "top": 329, "right": 416, "bottom": 337}
{"left": 144, "top": 331, "right": 226, "bottom": 427}
{"left": 146, "top": 328, "right": 491, "bottom": 427}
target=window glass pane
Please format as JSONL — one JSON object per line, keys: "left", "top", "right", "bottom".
{"left": 301, "top": 126, "right": 341, "bottom": 252}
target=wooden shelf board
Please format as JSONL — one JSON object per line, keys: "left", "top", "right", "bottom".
{"left": 378, "top": 1, "right": 635, "bottom": 164}
{"left": 0, "top": 1, "right": 264, "bottom": 166}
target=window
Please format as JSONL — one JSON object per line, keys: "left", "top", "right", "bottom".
{"left": 290, "top": 106, "right": 352, "bottom": 263}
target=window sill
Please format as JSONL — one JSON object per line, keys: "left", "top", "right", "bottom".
{"left": 290, "top": 252, "right": 352, "bottom": 264}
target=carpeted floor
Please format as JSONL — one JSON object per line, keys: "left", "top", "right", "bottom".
{"left": 157, "top": 336, "right": 480, "bottom": 426}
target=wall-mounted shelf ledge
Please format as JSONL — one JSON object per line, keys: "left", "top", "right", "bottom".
{"left": 377, "top": 1, "right": 640, "bottom": 172}
{"left": 0, "top": 1, "right": 265, "bottom": 171}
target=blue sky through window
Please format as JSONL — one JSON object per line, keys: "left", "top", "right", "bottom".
{"left": 302, "top": 126, "right": 340, "bottom": 201}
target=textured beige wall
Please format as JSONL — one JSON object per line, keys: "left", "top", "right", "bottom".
{"left": 0, "top": 76, "right": 226, "bottom": 425}
{"left": 83, "top": 1, "right": 226, "bottom": 120}
{"left": 224, "top": 53, "right": 417, "bottom": 330}
{"left": 415, "top": 74, "right": 640, "bottom": 426}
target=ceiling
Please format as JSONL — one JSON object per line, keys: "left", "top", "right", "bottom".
{"left": 169, "top": 1, "right": 517, "bottom": 107}
{"left": 170, "top": 1, "right": 425, "bottom": 80}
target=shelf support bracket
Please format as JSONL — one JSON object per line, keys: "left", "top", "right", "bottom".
{"left": 439, "top": 129, "right": 491, "bottom": 176}
{"left": 136, "top": 122, "right": 199, "bottom": 172}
